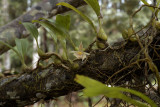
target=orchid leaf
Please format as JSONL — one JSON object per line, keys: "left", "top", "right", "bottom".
{"left": 56, "top": 14, "right": 71, "bottom": 31}
{"left": 15, "top": 38, "right": 28, "bottom": 58}
{"left": 57, "top": 2, "right": 96, "bottom": 33}
{"left": 22, "top": 22, "right": 39, "bottom": 41}
{"left": 84, "top": 0, "right": 100, "bottom": 17}
{"left": 75, "top": 75, "right": 157, "bottom": 107}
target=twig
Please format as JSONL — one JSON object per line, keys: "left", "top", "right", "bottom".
{"left": 106, "top": 59, "right": 147, "bottom": 84}
{"left": 93, "top": 96, "right": 105, "bottom": 107}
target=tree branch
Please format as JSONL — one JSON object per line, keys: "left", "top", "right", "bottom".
{"left": 0, "top": 40, "right": 143, "bottom": 106}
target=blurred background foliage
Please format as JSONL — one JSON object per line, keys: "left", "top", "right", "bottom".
{"left": 0, "top": 0, "right": 155, "bottom": 106}
{"left": 0, "top": 0, "right": 152, "bottom": 71}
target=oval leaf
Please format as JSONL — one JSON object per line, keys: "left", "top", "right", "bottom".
{"left": 22, "top": 22, "right": 39, "bottom": 41}
{"left": 56, "top": 14, "right": 71, "bottom": 31}
{"left": 32, "top": 20, "right": 60, "bottom": 43}
{"left": 15, "top": 38, "right": 29, "bottom": 57}
{"left": 57, "top": 2, "right": 96, "bottom": 33}
{"left": 84, "top": 0, "right": 100, "bottom": 17}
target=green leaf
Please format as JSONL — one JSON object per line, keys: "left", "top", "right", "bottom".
{"left": 15, "top": 38, "right": 28, "bottom": 58}
{"left": 56, "top": 14, "right": 71, "bottom": 31}
{"left": 33, "top": 19, "right": 64, "bottom": 42}
{"left": 75, "top": 75, "right": 157, "bottom": 107}
{"left": 0, "top": 40, "right": 23, "bottom": 65}
{"left": 33, "top": 17, "right": 77, "bottom": 51}
{"left": 55, "top": 15, "right": 77, "bottom": 50}
{"left": 140, "top": 0, "right": 154, "bottom": 11}
{"left": 22, "top": 22, "right": 39, "bottom": 41}
{"left": 57, "top": 2, "right": 96, "bottom": 33}
{"left": 33, "top": 19, "right": 70, "bottom": 52}
{"left": 84, "top": 0, "right": 100, "bottom": 17}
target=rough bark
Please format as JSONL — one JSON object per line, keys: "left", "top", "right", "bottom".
{"left": 0, "top": 0, "right": 86, "bottom": 54}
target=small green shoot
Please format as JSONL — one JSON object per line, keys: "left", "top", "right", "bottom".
{"left": 0, "top": 38, "right": 29, "bottom": 71}
{"left": 15, "top": 38, "right": 29, "bottom": 64}
{"left": 15, "top": 38, "right": 28, "bottom": 58}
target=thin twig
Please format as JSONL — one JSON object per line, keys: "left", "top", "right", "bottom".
{"left": 93, "top": 96, "right": 105, "bottom": 107}
{"left": 106, "top": 59, "right": 147, "bottom": 84}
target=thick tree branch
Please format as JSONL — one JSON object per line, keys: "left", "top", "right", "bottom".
{"left": 0, "top": 38, "right": 146, "bottom": 107}
{"left": 0, "top": 0, "right": 86, "bottom": 54}
{"left": 0, "top": 28, "right": 160, "bottom": 106}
